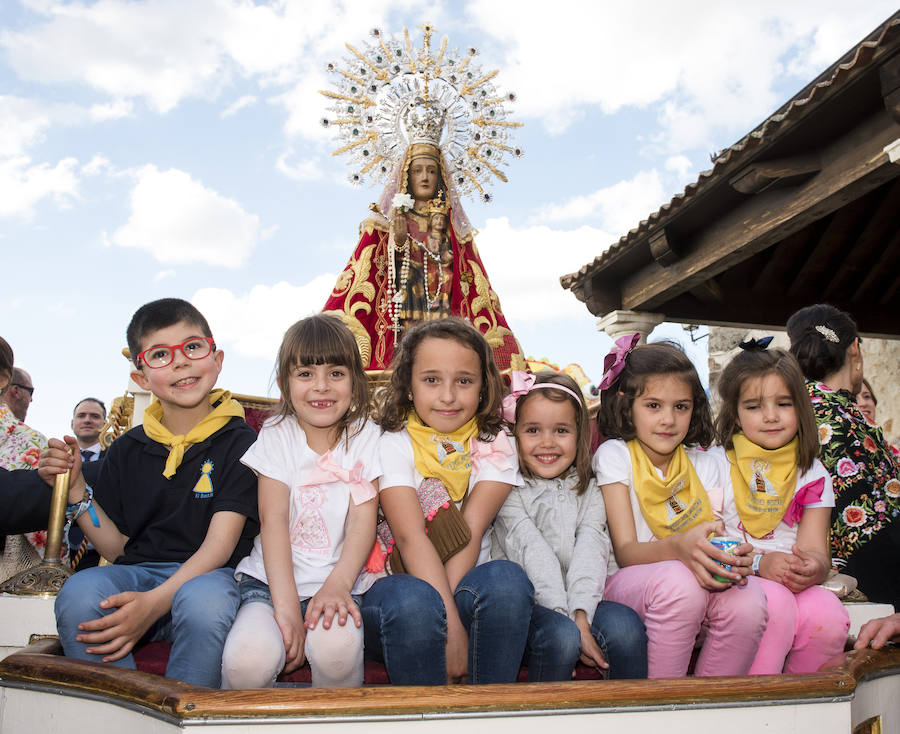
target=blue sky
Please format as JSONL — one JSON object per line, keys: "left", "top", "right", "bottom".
{"left": 2, "top": 0, "right": 896, "bottom": 440}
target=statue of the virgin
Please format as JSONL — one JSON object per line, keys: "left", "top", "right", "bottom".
{"left": 321, "top": 25, "right": 526, "bottom": 372}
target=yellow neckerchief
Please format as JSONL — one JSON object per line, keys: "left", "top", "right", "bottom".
{"left": 627, "top": 439, "right": 715, "bottom": 538}
{"left": 727, "top": 432, "right": 798, "bottom": 538}
{"left": 142, "top": 389, "right": 244, "bottom": 479}
{"left": 406, "top": 411, "right": 478, "bottom": 502}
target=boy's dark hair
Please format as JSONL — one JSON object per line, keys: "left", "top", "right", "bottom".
{"left": 514, "top": 371, "right": 592, "bottom": 494}
{"left": 597, "top": 341, "right": 714, "bottom": 448}
{"left": 715, "top": 347, "right": 819, "bottom": 472}
{"left": 786, "top": 304, "right": 858, "bottom": 381}
{"left": 127, "top": 298, "right": 213, "bottom": 368}
{"left": 375, "top": 318, "right": 504, "bottom": 439}
{"left": 274, "top": 314, "right": 369, "bottom": 445}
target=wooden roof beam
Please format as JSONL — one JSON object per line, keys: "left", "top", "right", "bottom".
{"left": 881, "top": 54, "right": 900, "bottom": 124}
{"left": 852, "top": 227, "right": 900, "bottom": 301}
{"left": 729, "top": 154, "right": 821, "bottom": 194}
{"left": 620, "top": 110, "right": 900, "bottom": 312}
{"left": 822, "top": 178, "right": 900, "bottom": 300}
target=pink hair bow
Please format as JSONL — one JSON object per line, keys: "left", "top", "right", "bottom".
{"left": 500, "top": 371, "right": 535, "bottom": 423}
{"left": 598, "top": 333, "right": 641, "bottom": 390}
{"left": 471, "top": 431, "right": 514, "bottom": 474}
{"left": 782, "top": 477, "right": 825, "bottom": 527}
{"left": 301, "top": 452, "right": 377, "bottom": 505}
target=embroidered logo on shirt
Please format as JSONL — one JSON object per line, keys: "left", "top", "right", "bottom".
{"left": 193, "top": 460, "right": 214, "bottom": 498}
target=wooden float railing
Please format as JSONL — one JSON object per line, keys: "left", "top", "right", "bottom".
{"left": 2, "top": 639, "right": 898, "bottom": 722}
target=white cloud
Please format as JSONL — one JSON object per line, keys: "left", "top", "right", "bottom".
{"left": 533, "top": 169, "right": 667, "bottom": 233}
{"left": 192, "top": 277, "right": 337, "bottom": 359}
{"left": 0, "top": 156, "right": 80, "bottom": 218}
{"left": 89, "top": 98, "right": 133, "bottom": 121}
{"left": 1, "top": 0, "right": 418, "bottom": 117}
{"left": 221, "top": 94, "right": 257, "bottom": 118}
{"left": 275, "top": 149, "right": 327, "bottom": 182}
{"left": 475, "top": 217, "right": 610, "bottom": 322}
{"left": 81, "top": 154, "right": 114, "bottom": 176}
{"left": 467, "top": 1, "right": 897, "bottom": 151}
{"left": 153, "top": 269, "right": 176, "bottom": 281}
{"left": 0, "top": 96, "right": 53, "bottom": 156}
{"left": 111, "top": 165, "right": 265, "bottom": 267}
{"left": 665, "top": 155, "right": 693, "bottom": 180}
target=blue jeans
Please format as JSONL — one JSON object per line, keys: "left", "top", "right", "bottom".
{"left": 526, "top": 601, "right": 648, "bottom": 681}
{"left": 54, "top": 562, "right": 239, "bottom": 688}
{"left": 361, "top": 559, "right": 533, "bottom": 685}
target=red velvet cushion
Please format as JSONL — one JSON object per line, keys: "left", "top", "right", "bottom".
{"left": 133, "top": 642, "right": 604, "bottom": 684}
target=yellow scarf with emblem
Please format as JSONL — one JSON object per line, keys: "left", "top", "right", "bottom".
{"left": 406, "top": 411, "right": 478, "bottom": 502}
{"left": 727, "top": 432, "right": 798, "bottom": 538}
{"left": 142, "top": 389, "right": 245, "bottom": 479}
{"left": 628, "top": 439, "right": 715, "bottom": 538}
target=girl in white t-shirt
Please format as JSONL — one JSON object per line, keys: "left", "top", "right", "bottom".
{"left": 594, "top": 336, "right": 767, "bottom": 678}
{"left": 221, "top": 314, "right": 380, "bottom": 688}
{"left": 362, "top": 318, "right": 532, "bottom": 685}
{"left": 713, "top": 340, "right": 848, "bottom": 673}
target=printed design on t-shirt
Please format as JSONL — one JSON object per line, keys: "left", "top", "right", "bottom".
{"left": 666, "top": 479, "right": 687, "bottom": 521}
{"left": 192, "top": 460, "right": 214, "bottom": 498}
{"left": 751, "top": 459, "right": 779, "bottom": 496}
{"left": 290, "top": 485, "right": 330, "bottom": 552}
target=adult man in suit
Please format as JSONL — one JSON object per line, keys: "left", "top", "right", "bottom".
{"left": 72, "top": 398, "right": 106, "bottom": 464}
{"left": 67, "top": 398, "right": 107, "bottom": 570}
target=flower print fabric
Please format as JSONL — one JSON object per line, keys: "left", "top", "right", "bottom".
{"left": 807, "top": 381, "right": 899, "bottom": 605}
{"left": 0, "top": 404, "right": 54, "bottom": 559}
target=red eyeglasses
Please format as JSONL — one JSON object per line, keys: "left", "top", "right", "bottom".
{"left": 137, "top": 337, "right": 216, "bottom": 369}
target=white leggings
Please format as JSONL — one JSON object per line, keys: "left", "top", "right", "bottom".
{"left": 221, "top": 602, "right": 364, "bottom": 688}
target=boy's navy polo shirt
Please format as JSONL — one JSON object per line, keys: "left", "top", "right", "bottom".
{"left": 93, "top": 416, "right": 259, "bottom": 568}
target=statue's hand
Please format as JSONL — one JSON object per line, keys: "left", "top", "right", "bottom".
{"left": 391, "top": 214, "right": 408, "bottom": 245}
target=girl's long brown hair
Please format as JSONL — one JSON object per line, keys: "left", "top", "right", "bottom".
{"left": 274, "top": 314, "right": 369, "bottom": 445}
{"left": 375, "top": 318, "right": 504, "bottom": 439}
{"left": 715, "top": 347, "right": 819, "bottom": 472}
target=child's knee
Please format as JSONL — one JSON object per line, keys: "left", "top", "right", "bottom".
{"left": 221, "top": 604, "right": 284, "bottom": 689}
{"left": 761, "top": 581, "right": 799, "bottom": 629}
{"left": 55, "top": 567, "right": 113, "bottom": 622}
{"left": 643, "top": 563, "right": 707, "bottom": 619}
{"left": 716, "top": 581, "right": 768, "bottom": 635}
{"left": 306, "top": 621, "right": 364, "bottom": 687}
{"left": 172, "top": 571, "right": 240, "bottom": 632}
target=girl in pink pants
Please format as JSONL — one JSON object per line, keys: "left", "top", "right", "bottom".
{"left": 713, "top": 340, "right": 848, "bottom": 674}
{"left": 593, "top": 337, "right": 768, "bottom": 678}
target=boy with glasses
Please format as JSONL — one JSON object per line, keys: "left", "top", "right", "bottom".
{"left": 43, "top": 298, "right": 258, "bottom": 688}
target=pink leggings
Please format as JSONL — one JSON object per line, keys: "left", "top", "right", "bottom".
{"left": 604, "top": 561, "right": 767, "bottom": 678}
{"left": 749, "top": 578, "right": 849, "bottom": 674}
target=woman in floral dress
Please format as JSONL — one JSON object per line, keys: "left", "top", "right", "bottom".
{"left": 787, "top": 305, "right": 900, "bottom": 608}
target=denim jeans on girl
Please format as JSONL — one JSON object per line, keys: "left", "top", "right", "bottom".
{"left": 55, "top": 562, "right": 239, "bottom": 688}
{"left": 524, "top": 601, "right": 648, "bottom": 681}
{"left": 360, "top": 559, "right": 533, "bottom": 685}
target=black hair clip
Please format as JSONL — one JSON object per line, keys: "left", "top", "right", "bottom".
{"left": 738, "top": 336, "right": 773, "bottom": 351}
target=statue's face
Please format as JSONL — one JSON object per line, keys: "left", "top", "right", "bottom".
{"left": 408, "top": 157, "right": 439, "bottom": 201}
{"left": 431, "top": 212, "right": 447, "bottom": 231}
